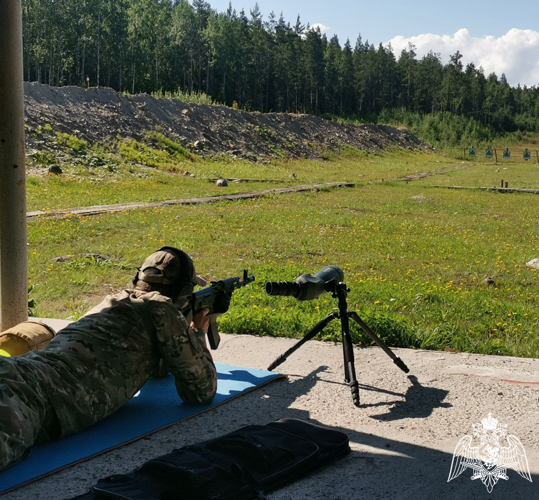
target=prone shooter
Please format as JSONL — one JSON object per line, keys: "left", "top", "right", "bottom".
{"left": 0, "top": 246, "right": 254, "bottom": 471}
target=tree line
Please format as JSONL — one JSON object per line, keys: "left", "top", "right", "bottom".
{"left": 22, "top": 0, "right": 539, "bottom": 137}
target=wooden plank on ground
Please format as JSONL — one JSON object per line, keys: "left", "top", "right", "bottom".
{"left": 27, "top": 182, "right": 355, "bottom": 219}
{"left": 431, "top": 185, "right": 539, "bottom": 194}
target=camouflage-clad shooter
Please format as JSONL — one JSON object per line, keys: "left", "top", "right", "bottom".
{"left": 0, "top": 247, "right": 221, "bottom": 471}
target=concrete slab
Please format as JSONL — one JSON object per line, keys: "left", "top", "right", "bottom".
{"left": 2, "top": 333, "right": 538, "bottom": 499}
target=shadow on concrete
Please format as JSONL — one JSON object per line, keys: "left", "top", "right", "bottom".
{"left": 371, "top": 375, "right": 452, "bottom": 421}
{"left": 308, "top": 378, "right": 405, "bottom": 399}
{"left": 252, "top": 368, "right": 536, "bottom": 499}
{"left": 323, "top": 426, "right": 538, "bottom": 499}
{"left": 43, "top": 366, "right": 533, "bottom": 500}
{"left": 277, "top": 369, "right": 450, "bottom": 420}
{"left": 28, "top": 362, "right": 535, "bottom": 500}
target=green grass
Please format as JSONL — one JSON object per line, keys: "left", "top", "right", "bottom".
{"left": 145, "top": 132, "right": 196, "bottom": 161}
{"left": 55, "top": 132, "right": 88, "bottom": 152}
{"left": 27, "top": 155, "right": 539, "bottom": 358}
{"left": 415, "top": 160, "right": 539, "bottom": 190}
{"left": 26, "top": 144, "right": 452, "bottom": 211}
{"left": 26, "top": 141, "right": 291, "bottom": 210}
{"left": 149, "top": 88, "right": 215, "bottom": 105}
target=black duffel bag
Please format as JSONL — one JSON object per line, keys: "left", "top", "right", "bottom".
{"left": 70, "top": 418, "right": 350, "bottom": 500}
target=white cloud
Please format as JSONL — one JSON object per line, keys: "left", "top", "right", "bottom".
{"left": 387, "top": 28, "right": 539, "bottom": 87}
{"left": 309, "top": 23, "right": 330, "bottom": 36}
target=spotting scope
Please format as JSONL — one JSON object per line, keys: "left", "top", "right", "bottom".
{"left": 265, "top": 266, "right": 344, "bottom": 301}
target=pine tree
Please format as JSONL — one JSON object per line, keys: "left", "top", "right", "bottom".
{"left": 20, "top": 0, "right": 539, "bottom": 135}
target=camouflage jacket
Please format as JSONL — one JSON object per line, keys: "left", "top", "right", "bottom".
{"left": 14, "top": 289, "right": 217, "bottom": 438}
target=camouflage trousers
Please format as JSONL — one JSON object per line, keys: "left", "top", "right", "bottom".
{"left": 0, "top": 357, "right": 58, "bottom": 471}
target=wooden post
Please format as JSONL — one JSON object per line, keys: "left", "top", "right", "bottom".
{"left": 501, "top": 179, "right": 504, "bottom": 188}
{"left": 494, "top": 149, "right": 498, "bottom": 163}
{"left": 0, "top": 0, "right": 28, "bottom": 331}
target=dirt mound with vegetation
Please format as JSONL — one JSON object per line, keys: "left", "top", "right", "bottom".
{"left": 24, "top": 82, "right": 425, "bottom": 161}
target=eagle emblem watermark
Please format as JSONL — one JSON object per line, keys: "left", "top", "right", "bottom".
{"left": 448, "top": 413, "right": 532, "bottom": 493}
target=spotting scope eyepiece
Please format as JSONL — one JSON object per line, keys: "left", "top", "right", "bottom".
{"left": 265, "top": 265, "right": 344, "bottom": 301}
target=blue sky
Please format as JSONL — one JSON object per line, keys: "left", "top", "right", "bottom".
{"left": 211, "top": 0, "right": 538, "bottom": 44}
{"left": 208, "top": 0, "right": 539, "bottom": 86}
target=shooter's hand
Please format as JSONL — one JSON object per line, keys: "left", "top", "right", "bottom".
{"left": 191, "top": 308, "right": 210, "bottom": 334}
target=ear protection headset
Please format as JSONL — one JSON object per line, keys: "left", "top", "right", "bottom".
{"left": 133, "top": 246, "right": 196, "bottom": 298}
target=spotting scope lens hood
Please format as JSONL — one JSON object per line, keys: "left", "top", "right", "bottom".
{"left": 266, "top": 265, "right": 344, "bottom": 301}
{"left": 265, "top": 280, "right": 301, "bottom": 298}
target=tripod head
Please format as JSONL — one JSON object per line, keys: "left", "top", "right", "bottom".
{"left": 265, "top": 266, "right": 344, "bottom": 302}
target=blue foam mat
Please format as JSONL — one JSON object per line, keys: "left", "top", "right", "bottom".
{"left": 0, "top": 363, "right": 283, "bottom": 494}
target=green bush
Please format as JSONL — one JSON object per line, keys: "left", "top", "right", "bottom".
{"left": 150, "top": 88, "right": 214, "bottom": 105}
{"left": 56, "top": 132, "right": 88, "bottom": 152}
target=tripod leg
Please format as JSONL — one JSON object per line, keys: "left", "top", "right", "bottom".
{"left": 335, "top": 286, "right": 360, "bottom": 407}
{"left": 341, "top": 313, "right": 360, "bottom": 407}
{"left": 348, "top": 312, "right": 410, "bottom": 373}
{"left": 267, "top": 313, "right": 338, "bottom": 371}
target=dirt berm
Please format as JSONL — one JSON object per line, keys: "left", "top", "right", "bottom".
{"left": 24, "top": 82, "right": 425, "bottom": 161}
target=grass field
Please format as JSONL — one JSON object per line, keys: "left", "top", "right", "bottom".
{"left": 26, "top": 143, "right": 452, "bottom": 211}
{"left": 415, "top": 160, "right": 539, "bottom": 190}
{"left": 27, "top": 147, "right": 539, "bottom": 358}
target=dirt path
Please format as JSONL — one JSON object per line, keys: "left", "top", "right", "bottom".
{"left": 389, "top": 163, "right": 472, "bottom": 182}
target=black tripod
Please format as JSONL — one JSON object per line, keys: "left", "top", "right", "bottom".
{"left": 267, "top": 281, "right": 410, "bottom": 407}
